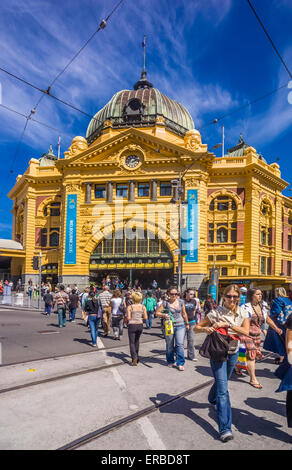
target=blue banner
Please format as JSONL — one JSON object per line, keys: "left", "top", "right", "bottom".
{"left": 185, "top": 189, "right": 198, "bottom": 263}
{"left": 65, "top": 194, "right": 77, "bottom": 264}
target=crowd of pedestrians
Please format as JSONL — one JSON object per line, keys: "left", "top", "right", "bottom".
{"left": 36, "top": 279, "right": 292, "bottom": 443}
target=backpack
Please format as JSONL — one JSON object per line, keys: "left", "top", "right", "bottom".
{"left": 278, "top": 303, "right": 292, "bottom": 326}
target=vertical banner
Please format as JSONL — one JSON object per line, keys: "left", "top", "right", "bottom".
{"left": 65, "top": 194, "right": 77, "bottom": 264}
{"left": 185, "top": 189, "right": 198, "bottom": 263}
{"left": 208, "top": 268, "right": 219, "bottom": 302}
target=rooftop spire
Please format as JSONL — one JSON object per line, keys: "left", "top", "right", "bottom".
{"left": 133, "top": 35, "right": 153, "bottom": 90}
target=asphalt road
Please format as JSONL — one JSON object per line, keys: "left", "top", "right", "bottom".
{"left": 0, "top": 306, "right": 164, "bottom": 365}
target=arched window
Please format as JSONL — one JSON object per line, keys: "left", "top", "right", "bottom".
{"left": 49, "top": 229, "right": 59, "bottom": 247}
{"left": 217, "top": 226, "right": 228, "bottom": 243}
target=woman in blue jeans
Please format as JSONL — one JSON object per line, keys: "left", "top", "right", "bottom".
{"left": 194, "top": 285, "right": 250, "bottom": 443}
{"left": 156, "top": 287, "right": 190, "bottom": 371}
{"left": 84, "top": 291, "right": 99, "bottom": 347}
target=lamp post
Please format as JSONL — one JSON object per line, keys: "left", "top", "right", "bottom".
{"left": 38, "top": 251, "right": 42, "bottom": 311}
{"left": 170, "top": 143, "right": 222, "bottom": 293}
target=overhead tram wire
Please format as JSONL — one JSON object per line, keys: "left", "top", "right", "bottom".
{"left": 198, "top": 79, "right": 290, "bottom": 132}
{"left": 1, "top": 0, "right": 124, "bottom": 177}
{"left": 32, "top": 0, "right": 124, "bottom": 112}
{"left": 0, "top": 67, "right": 103, "bottom": 130}
{"left": 0, "top": 103, "right": 75, "bottom": 138}
{"left": 246, "top": 0, "right": 292, "bottom": 80}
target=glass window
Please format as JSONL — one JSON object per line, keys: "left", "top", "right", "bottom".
{"left": 115, "top": 231, "right": 124, "bottom": 254}
{"left": 103, "top": 238, "right": 113, "bottom": 254}
{"left": 41, "top": 228, "right": 47, "bottom": 247}
{"left": 95, "top": 185, "right": 106, "bottom": 199}
{"left": 288, "top": 261, "right": 292, "bottom": 276}
{"left": 116, "top": 184, "right": 128, "bottom": 198}
{"left": 49, "top": 229, "right": 59, "bottom": 247}
{"left": 221, "top": 267, "right": 228, "bottom": 276}
{"left": 126, "top": 238, "right": 136, "bottom": 254}
{"left": 160, "top": 182, "right": 171, "bottom": 196}
{"left": 260, "top": 257, "right": 266, "bottom": 275}
{"left": 50, "top": 202, "right": 60, "bottom": 216}
{"left": 217, "top": 202, "right": 229, "bottom": 211}
{"left": 137, "top": 237, "right": 148, "bottom": 253}
{"left": 94, "top": 243, "right": 102, "bottom": 254}
{"left": 209, "top": 200, "right": 214, "bottom": 211}
{"left": 288, "top": 234, "right": 292, "bottom": 251}
{"left": 231, "top": 223, "right": 237, "bottom": 243}
{"left": 261, "top": 230, "right": 266, "bottom": 245}
{"left": 217, "top": 227, "right": 228, "bottom": 243}
{"left": 149, "top": 238, "right": 159, "bottom": 253}
{"left": 138, "top": 183, "right": 150, "bottom": 197}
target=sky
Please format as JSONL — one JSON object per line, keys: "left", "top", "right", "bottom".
{"left": 0, "top": 0, "right": 292, "bottom": 238}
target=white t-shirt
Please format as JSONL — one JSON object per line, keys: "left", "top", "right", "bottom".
{"left": 111, "top": 298, "right": 123, "bottom": 316}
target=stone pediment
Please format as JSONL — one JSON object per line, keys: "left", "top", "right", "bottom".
{"left": 59, "top": 128, "right": 212, "bottom": 173}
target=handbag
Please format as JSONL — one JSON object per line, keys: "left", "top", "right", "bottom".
{"left": 199, "top": 331, "right": 229, "bottom": 362}
{"left": 164, "top": 319, "right": 174, "bottom": 336}
{"left": 235, "top": 341, "right": 248, "bottom": 370}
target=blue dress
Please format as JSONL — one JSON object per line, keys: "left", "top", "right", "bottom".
{"left": 275, "top": 314, "right": 292, "bottom": 393}
{"left": 263, "top": 297, "right": 292, "bottom": 356}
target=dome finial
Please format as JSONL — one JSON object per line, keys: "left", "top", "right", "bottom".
{"left": 133, "top": 35, "right": 153, "bottom": 90}
{"left": 142, "top": 35, "right": 146, "bottom": 77}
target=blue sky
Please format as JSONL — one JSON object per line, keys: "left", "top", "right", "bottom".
{"left": 0, "top": 0, "right": 292, "bottom": 238}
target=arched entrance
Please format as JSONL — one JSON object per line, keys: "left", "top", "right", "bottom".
{"left": 89, "top": 230, "right": 174, "bottom": 289}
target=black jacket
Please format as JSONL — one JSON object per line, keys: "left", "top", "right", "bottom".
{"left": 85, "top": 298, "right": 99, "bottom": 314}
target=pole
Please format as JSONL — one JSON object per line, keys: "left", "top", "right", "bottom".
{"left": 58, "top": 136, "right": 61, "bottom": 159}
{"left": 178, "top": 172, "right": 182, "bottom": 293}
{"left": 38, "top": 251, "right": 42, "bottom": 311}
{"left": 222, "top": 126, "right": 225, "bottom": 158}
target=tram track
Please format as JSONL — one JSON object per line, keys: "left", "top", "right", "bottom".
{"left": 57, "top": 378, "right": 215, "bottom": 450}
{"left": 0, "top": 337, "right": 275, "bottom": 395}
{"left": 0, "top": 338, "right": 166, "bottom": 394}
{"left": 56, "top": 351, "right": 276, "bottom": 451}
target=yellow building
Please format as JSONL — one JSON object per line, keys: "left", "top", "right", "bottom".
{"left": 6, "top": 71, "right": 292, "bottom": 296}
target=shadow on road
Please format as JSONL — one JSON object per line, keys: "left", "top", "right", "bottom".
{"left": 149, "top": 392, "right": 292, "bottom": 444}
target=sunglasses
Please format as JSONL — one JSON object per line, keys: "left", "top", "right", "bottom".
{"left": 170, "top": 292, "right": 178, "bottom": 295}
{"left": 225, "top": 295, "right": 239, "bottom": 299}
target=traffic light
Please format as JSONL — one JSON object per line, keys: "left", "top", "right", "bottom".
{"left": 172, "top": 274, "right": 178, "bottom": 286}
{"left": 32, "top": 256, "right": 39, "bottom": 270}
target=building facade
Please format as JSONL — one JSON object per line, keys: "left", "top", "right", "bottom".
{"left": 6, "top": 72, "right": 292, "bottom": 296}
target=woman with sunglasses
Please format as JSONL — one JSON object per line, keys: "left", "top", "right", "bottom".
{"left": 156, "top": 286, "right": 190, "bottom": 371}
{"left": 194, "top": 284, "right": 250, "bottom": 443}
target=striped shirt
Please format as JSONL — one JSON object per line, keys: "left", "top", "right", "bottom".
{"left": 98, "top": 291, "right": 113, "bottom": 308}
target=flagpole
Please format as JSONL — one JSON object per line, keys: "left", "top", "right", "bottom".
{"left": 142, "top": 35, "right": 146, "bottom": 74}
{"left": 57, "top": 136, "right": 61, "bottom": 159}
{"left": 222, "top": 126, "right": 225, "bottom": 158}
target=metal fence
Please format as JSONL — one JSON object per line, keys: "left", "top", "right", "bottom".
{"left": 0, "top": 293, "right": 44, "bottom": 310}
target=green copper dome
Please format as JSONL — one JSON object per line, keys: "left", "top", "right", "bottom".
{"left": 86, "top": 79, "right": 194, "bottom": 144}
